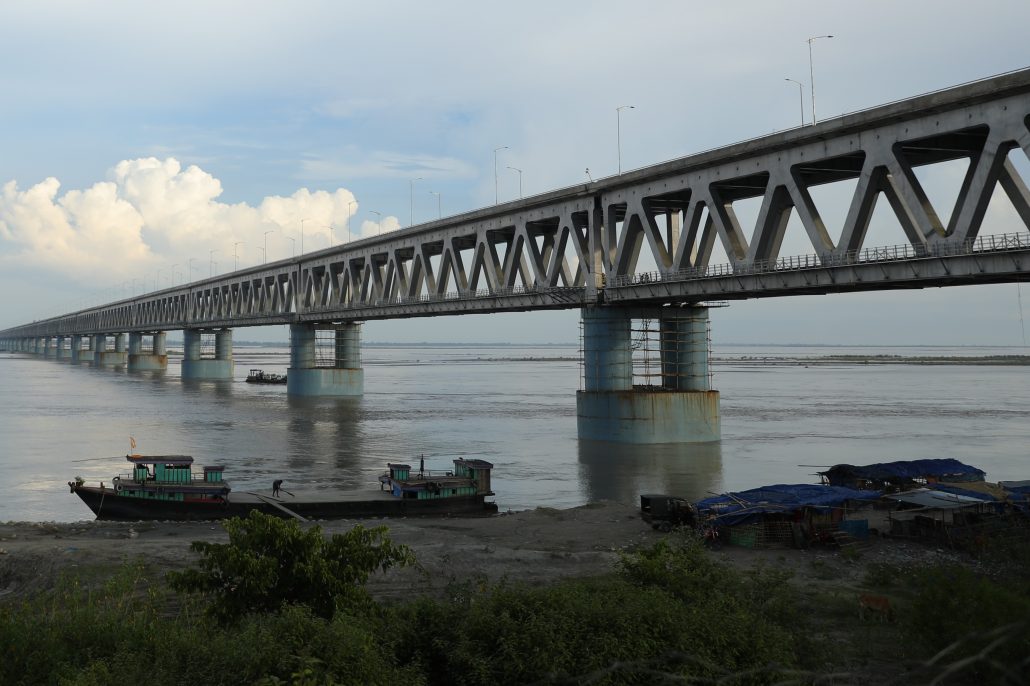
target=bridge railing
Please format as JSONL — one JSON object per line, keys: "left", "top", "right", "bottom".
{"left": 304, "top": 283, "right": 585, "bottom": 314}
{"left": 611, "top": 231, "right": 1030, "bottom": 288}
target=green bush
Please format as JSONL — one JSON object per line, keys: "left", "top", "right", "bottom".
{"left": 385, "top": 539, "right": 810, "bottom": 685}
{"left": 905, "top": 564, "right": 1030, "bottom": 683}
{"left": 167, "top": 511, "right": 415, "bottom": 622}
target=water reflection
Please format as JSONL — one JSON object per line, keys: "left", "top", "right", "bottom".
{"left": 577, "top": 440, "right": 724, "bottom": 505}
{"left": 285, "top": 396, "right": 365, "bottom": 485}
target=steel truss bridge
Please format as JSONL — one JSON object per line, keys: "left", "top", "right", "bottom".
{"left": 3, "top": 69, "right": 1030, "bottom": 340}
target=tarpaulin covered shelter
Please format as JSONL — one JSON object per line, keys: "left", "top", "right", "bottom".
{"left": 695, "top": 484, "right": 882, "bottom": 527}
{"left": 819, "top": 459, "right": 985, "bottom": 490}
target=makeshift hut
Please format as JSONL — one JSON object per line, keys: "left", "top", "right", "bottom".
{"left": 695, "top": 484, "right": 881, "bottom": 548}
{"left": 818, "top": 459, "right": 985, "bottom": 491}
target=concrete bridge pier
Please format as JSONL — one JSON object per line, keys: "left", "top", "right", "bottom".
{"left": 70, "top": 335, "right": 94, "bottom": 364}
{"left": 128, "top": 332, "right": 168, "bottom": 371}
{"left": 181, "top": 329, "right": 233, "bottom": 379}
{"left": 95, "top": 333, "right": 128, "bottom": 367}
{"left": 43, "top": 336, "right": 54, "bottom": 359}
{"left": 287, "top": 322, "right": 364, "bottom": 396}
{"left": 55, "top": 335, "right": 71, "bottom": 361}
{"left": 576, "top": 306, "right": 720, "bottom": 444}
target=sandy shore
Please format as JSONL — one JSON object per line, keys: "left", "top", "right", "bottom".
{"left": 0, "top": 502, "right": 974, "bottom": 605}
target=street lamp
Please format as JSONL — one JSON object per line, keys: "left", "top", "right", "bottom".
{"left": 507, "top": 166, "right": 523, "bottom": 199}
{"left": 209, "top": 249, "right": 218, "bottom": 277}
{"left": 807, "top": 35, "right": 833, "bottom": 125}
{"left": 429, "top": 191, "right": 441, "bottom": 219}
{"left": 346, "top": 200, "right": 357, "bottom": 242}
{"left": 257, "top": 246, "right": 266, "bottom": 264}
{"left": 409, "top": 177, "right": 422, "bottom": 227}
{"left": 156, "top": 268, "right": 163, "bottom": 291}
{"left": 233, "top": 241, "right": 244, "bottom": 270}
{"left": 369, "top": 210, "right": 382, "bottom": 236}
{"left": 616, "top": 105, "right": 635, "bottom": 174}
{"left": 263, "top": 230, "right": 274, "bottom": 264}
{"left": 493, "top": 146, "right": 508, "bottom": 204}
{"left": 285, "top": 235, "right": 296, "bottom": 257}
{"left": 785, "top": 78, "right": 805, "bottom": 127}
{"left": 188, "top": 258, "right": 198, "bottom": 283}
{"left": 325, "top": 225, "right": 335, "bottom": 247}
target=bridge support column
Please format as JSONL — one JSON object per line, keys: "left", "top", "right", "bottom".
{"left": 576, "top": 306, "right": 720, "bottom": 444}
{"left": 55, "top": 335, "right": 71, "bottom": 361}
{"left": 95, "top": 333, "right": 128, "bottom": 367}
{"left": 70, "top": 335, "right": 94, "bottom": 364}
{"left": 287, "top": 322, "right": 364, "bottom": 396}
{"left": 43, "top": 336, "right": 54, "bottom": 359}
{"left": 128, "top": 332, "right": 167, "bottom": 371}
{"left": 181, "top": 328, "right": 233, "bottom": 379}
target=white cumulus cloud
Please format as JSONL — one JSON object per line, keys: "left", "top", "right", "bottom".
{"left": 0, "top": 158, "right": 398, "bottom": 286}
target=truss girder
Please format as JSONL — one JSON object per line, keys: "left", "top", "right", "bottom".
{"left": 3, "top": 71, "right": 1030, "bottom": 339}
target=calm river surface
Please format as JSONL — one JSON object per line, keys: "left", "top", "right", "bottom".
{"left": 1, "top": 344, "right": 1028, "bottom": 522}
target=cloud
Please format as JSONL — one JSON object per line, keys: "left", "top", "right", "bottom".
{"left": 0, "top": 157, "right": 398, "bottom": 285}
{"left": 300, "top": 151, "right": 478, "bottom": 181}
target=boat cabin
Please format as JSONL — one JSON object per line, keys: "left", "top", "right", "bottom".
{"left": 115, "top": 454, "right": 229, "bottom": 502}
{"left": 380, "top": 458, "right": 494, "bottom": 500}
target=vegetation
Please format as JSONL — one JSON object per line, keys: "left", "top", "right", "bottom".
{"left": 166, "top": 511, "right": 416, "bottom": 622}
{"left": 2, "top": 513, "right": 1029, "bottom": 685}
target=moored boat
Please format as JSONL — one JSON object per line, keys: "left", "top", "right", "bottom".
{"left": 245, "top": 369, "right": 287, "bottom": 384}
{"left": 70, "top": 454, "right": 497, "bottom": 521}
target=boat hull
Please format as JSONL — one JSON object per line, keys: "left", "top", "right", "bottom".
{"left": 71, "top": 485, "right": 496, "bottom": 521}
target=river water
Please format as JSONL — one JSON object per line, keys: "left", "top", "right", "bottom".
{"left": 1, "top": 344, "right": 1028, "bottom": 522}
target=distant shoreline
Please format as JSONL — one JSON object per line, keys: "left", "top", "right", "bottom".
{"left": 715, "top": 354, "right": 1030, "bottom": 366}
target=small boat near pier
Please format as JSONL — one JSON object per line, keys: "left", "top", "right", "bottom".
{"left": 245, "top": 369, "right": 287, "bottom": 384}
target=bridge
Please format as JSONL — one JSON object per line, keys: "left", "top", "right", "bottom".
{"left": 3, "top": 69, "right": 1029, "bottom": 444}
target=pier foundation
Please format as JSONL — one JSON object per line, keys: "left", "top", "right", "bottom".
{"left": 576, "top": 306, "right": 720, "bottom": 444}
{"left": 94, "top": 333, "right": 128, "bottom": 367}
{"left": 128, "top": 332, "right": 168, "bottom": 371}
{"left": 70, "top": 335, "right": 94, "bottom": 364}
{"left": 181, "top": 329, "right": 233, "bottom": 379}
{"left": 287, "top": 322, "right": 364, "bottom": 396}
{"left": 55, "top": 335, "right": 71, "bottom": 361}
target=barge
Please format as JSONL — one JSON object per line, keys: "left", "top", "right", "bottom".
{"left": 245, "top": 369, "right": 287, "bottom": 384}
{"left": 70, "top": 454, "right": 496, "bottom": 521}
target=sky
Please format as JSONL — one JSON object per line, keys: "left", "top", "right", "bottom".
{"left": 0, "top": 0, "right": 1028, "bottom": 346}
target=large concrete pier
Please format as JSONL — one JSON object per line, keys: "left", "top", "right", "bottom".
{"left": 576, "top": 306, "right": 720, "bottom": 444}
{"left": 181, "top": 329, "right": 233, "bottom": 379}
{"left": 287, "top": 323, "right": 364, "bottom": 396}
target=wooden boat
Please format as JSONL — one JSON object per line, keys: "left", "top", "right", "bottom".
{"left": 245, "top": 369, "right": 287, "bottom": 384}
{"left": 69, "top": 455, "right": 497, "bottom": 521}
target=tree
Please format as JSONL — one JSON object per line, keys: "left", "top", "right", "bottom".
{"left": 168, "top": 511, "right": 415, "bottom": 622}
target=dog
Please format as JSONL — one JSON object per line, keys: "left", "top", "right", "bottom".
{"left": 858, "top": 593, "right": 894, "bottom": 622}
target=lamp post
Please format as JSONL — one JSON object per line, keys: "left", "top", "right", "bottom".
{"left": 257, "top": 245, "right": 266, "bottom": 264}
{"left": 409, "top": 177, "right": 422, "bottom": 227}
{"left": 616, "top": 105, "right": 635, "bottom": 174}
{"left": 785, "top": 78, "right": 805, "bottom": 127}
{"left": 188, "top": 258, "right": 198, "bottom": 283}
{"left": 263, "top": 230, "right": 274, "bottom": 264}
{"left": 325, "top": 225, "right": 335, "bottom": 247}
{"left": 493, "top": 146, "right": 508, "bottom": 204}
{"left": 285, "top": 235, "right": 295, "bottom": 257}
{"left": 429, "top": 191, "right": 441, "bottom": 219}
{"left": 233, "top": 241, "right": 244, "bottom": 270}
{"left": 209, "top": 249, "right": 218, "bottom": 277}
{"left": 171, "top": 264, "right": 178, "bottom": 286}
{"left": 346, "top": 200, "right": 356, "bottom": 242}
{"left": 369, "top": 210, "right": 382, "bottom": 236}
{"left": 156, "top": 268, "right": 163, "bottom": 290}
{"left": 807, "top": 35, "right": 833, "bottom": 125}
{"left": 506, "top": 167, "right": 523, "bottom": 199}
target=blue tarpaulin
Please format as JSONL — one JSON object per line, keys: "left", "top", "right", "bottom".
{"left": 696, "top": 484, "right": 881, "bottom": 526}
{"left": 819, "top": 459, "right": 985, "bottom": 487}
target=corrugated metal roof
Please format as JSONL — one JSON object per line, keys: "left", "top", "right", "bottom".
{"left": 883, "top": 488, "right": 984, "bottom": 509}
